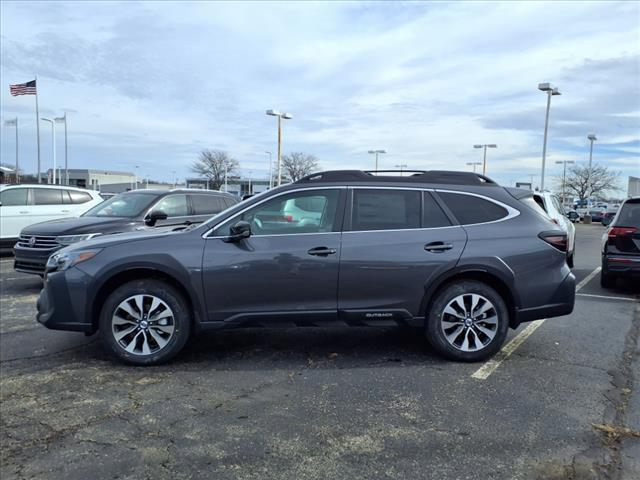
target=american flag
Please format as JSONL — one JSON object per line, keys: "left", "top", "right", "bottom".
{"left": 10, "top": 79, "right": 37, "bottom": 96}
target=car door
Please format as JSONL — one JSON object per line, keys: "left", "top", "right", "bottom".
{"left": 338, "top": 188, "right": 467, "bottom": 324}
{"left": 0, "top": 188, "right": 31, "bottom": 241}
{"left": 148, "top": 194, "right": 192, "bottom": 228}
{"left": 30, "top": 188, "right": 69, "bottom": 224}
{"left": 201, "top": 188, "right": 345, "bottom": 323}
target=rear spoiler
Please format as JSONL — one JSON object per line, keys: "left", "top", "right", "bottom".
{"left": 504, "top": 187, "right": 534, "bottom": 200}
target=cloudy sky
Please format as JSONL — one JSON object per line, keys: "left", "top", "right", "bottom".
{"left": 1, "top": 0, "right": 639, "bottom": 190}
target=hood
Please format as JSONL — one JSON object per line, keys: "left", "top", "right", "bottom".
{"left": 66, "top": 226, "right": 185, "bottom": 251}
{"left": 20, "top": 216, "right": 143, "bottom": 236}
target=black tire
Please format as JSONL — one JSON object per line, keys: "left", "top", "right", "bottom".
{"left": 425, "top": 280, "right": 510, "bottom": 362}
{"left": 600, "top": 267, "right": 615, "bottom": 289}
{"left": 567, "top": 251, "right": 574, "bottom": 269}
{"left": 99, "top": 279, "right": 191, "bottom": 365}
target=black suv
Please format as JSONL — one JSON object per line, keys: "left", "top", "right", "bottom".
{"left": 37, "top": 170, "right": 575, "bottom": 365}
{"left": 601, "top": 197, "right": 640, "bottom": 287}
{"left": 15, "top": 189, "right": 237, "bottom": 275}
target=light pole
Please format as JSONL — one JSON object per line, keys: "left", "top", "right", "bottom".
{"left": 473, "top": 144, "right": 497, "bottom": 175}
{"left": 265, "top": 151, "right": 273, "bottom": 188}
{"left": 54, "top": 113, "right": 68, "bottom": 185}
{"left": 135, "top": 165, "right": 139, "bottom": 190}
{"left": 538, "top": 83, "right": 561, "bottom": 190}
{"left": 224, "top": 162, "right": 228, "bottom": 192}
{"left": 4, "top": 118, "right": 18, "bottom": 182}
{"left": 172, "top": 170, "right": 176, "bottom": 188}
{"left": 587, "top": 134, "right": 597, "bottom": 171}
{"left": 368, "top": 150, "right": 386, "bottom": 171}
{"left": 266, "top": 110, "right": 292, "bottom": 186}
{"left": 395, "top": 163, "right": 407, "bottom": 176}
{"left": 466, "top": 161, "right": 482, "bottom": 173}
{"left": 555, "top": 160, "right": 575, "bottom": 205}
{"left": 41, "top": 117, "right": 56, "bottom": 184}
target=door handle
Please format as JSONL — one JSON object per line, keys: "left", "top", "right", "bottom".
{"left": 307, "top": 247, "right": 337, "bottom": 256}
{"left": 19, "top": 211, "right": 29, "bottom": 214}
{"left": 61, "top": 210, "right": 71, "bottom": 213}
{"left": 424, "top": 242, "right": 453, "bottom": 252}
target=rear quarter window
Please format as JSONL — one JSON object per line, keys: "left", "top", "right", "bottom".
{"left": 68, "top": 190, "right": 93, "bottom": 204}
{"left": 438, "top": 192, "right": 508, "bottom": 225}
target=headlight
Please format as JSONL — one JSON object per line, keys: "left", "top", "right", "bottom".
{"left": 46, "top": 249, "right": 102, "bottom": 272}
{"left": 56, "top": 233, "right": 102, "bottom": 246}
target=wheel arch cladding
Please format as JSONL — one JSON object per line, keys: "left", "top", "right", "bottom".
{"left": 421, "top": 269, "right": 519, "bottom": 328}
{"left": 90, "top": 268, "right": 198, "bottom": 330}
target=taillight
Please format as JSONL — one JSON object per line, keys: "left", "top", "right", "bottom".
{"left": 608, "top": 226, "right": 637, "bottom": 240}
{"left": 539, "top": 231, "right": 568, "bottom": 252}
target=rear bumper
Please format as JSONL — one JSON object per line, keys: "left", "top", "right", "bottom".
{"left": 513, "top": 271, "right": 575, "bottom": 325}
{"left": 14, "top": 244, "right": 60, "bottom": 275}
{"left": 603, "top": 255, "right": 640, "bottom": 276}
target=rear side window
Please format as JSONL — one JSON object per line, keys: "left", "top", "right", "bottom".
{"left": 616, "top": 200, "right": 640, "bottom": 228}
{"left": 191, "top": 195, "right": 225, "bottom": 215}
{"left": 68, "top": 190, "right": 93, "bottom": 204}
{"left": 352, "top": 189, "right": 420, "bottom": 231}
{"left": 32, "top": 188, "right": 63, "bottom": 205}
{"left": 423, "top": 192, "right": 452, "bottom": 228}
{"left": 0, "top": 188, "right": 29, "bottom": 206}
{"left": 438, "top": 192, "right": 508, "bottom": 225}
{"left": 223, "top": 197, "right": 236, "bottom": 209}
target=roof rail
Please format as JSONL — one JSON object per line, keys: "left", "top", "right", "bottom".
{"left": 296, "top": 170, "right": 497, "bottom": 186}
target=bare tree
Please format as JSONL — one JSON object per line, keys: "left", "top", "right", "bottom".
{"left": 190, "top": 149, "right": 239, "bottom": 190}
{"left": 559, "top": 164, "right": 620, "bottom": 202}
{"left": 281, "top": 152, "right": 319, "bottom": 182}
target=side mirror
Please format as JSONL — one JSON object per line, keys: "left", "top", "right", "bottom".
{"left": 224, "top": 220, "right": 251, "bottom": 243}
{"left": 145, "top": 209, "right": 168, "bottom": 226}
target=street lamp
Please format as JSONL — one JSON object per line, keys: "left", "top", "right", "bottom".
{"left": 265, "top": 151, "right": 273, "bottom": 188}
{"left": 555, "top": 160, "right": 575, "bottom": 205}
{"left": 472, "top": 144, "right": 497, "bottom": 175}
{"left": 466, "top": 161, "right": 482, "bottom": 173}
{"left": 40, "top": 117, "right": 56, "bottom": 184}
{"left": 368, "top": 150, "right": 386, "bottom": 171}
{"left": 538, "top": 82, "right": 561, "bottom": 190}
{"left": 587, "top": 134, "right": 597, "bottom": 170}
{"left": 54, "top": 113, "right": 68, "bottom": 185}
{"left": 4, "top": 118, "right": 18, "bottom": 182}
{"left": 395, "top": 163, "right": 407, "bottom": 176}
{"left": 266, "top": 110, "right": 292, "bottom": 186}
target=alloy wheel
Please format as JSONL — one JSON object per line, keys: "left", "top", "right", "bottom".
{"left": 111, "top": 294, "right": 175, "bottom": 356}
{"left": 440, "top": 293, "right": 498, "bottom": 352}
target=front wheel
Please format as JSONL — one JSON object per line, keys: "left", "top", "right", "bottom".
{"left": 425, "top": 280, "right": 509, "bottom": 362}
{"left": 99, "top": 279, "right": 191, "bottom": 365}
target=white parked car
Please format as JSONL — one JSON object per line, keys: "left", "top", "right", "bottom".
{"left": 533, "top": 191, "right": 576, "bottom": 268}
{"left": 0, "top": 184, "right": 103, "bottom": 249}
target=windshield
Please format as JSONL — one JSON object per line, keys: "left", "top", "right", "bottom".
{"left": 83, "top": 192, "right": 157, "bottom": 218}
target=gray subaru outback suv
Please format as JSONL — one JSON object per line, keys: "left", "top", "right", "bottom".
{"left": 37, "top": 170, "right": 575, "bottom": 365}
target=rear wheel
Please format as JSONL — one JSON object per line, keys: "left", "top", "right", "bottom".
{"left": 600, "top": 266, "right": 616, "bottom": 289}
{"left": 567, "top": 251, "right": 574, "bottom": 269}
{"left": 425, "top": 280, "right": 509, "bottom": 362}
{"left": 99, "top": 279, "right": 191, "bottom": 365}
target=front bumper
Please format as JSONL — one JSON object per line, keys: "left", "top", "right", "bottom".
{"left": 14, "top": 244, "right": 60, "bottom": 275}
{"left": 513, "top": 271, "right": 576, "bottom": 325}
{"left": 37, "top": 268, "right": 94, "bottom": 333}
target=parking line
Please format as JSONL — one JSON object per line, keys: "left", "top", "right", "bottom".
{"left": 576, "top": 293, "right": 636, "bottom": 302}
{"left": 471, "top": 266, "right": 602, "bottom": 380}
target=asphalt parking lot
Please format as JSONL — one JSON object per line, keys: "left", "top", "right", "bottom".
{"left": 1, "top": 223, "right": 638, "bottom": 480}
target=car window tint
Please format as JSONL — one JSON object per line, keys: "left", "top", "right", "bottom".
{"left": 0, "top": 188, "right": 29, "bottom": 206}
{"left": 520, "top": 196, "right": 550, "bottom": 218}
{"left": 154, "top": 194, "right": 189, "bottom": 217}
{"left": 532, "top": 195, "right": 547, "bottom": 212}
{"left": 68, "top": 190, "right": 92, "bottom": 204}
{"left": 423, "top": 192, "right": 452, "bottom": 228}
{"left": 191, "top": 195, "right": 225, "bottom": 215}
{"left": 438, "top": 192, "right": 508, "bottom": 225}
{"left": 352, "top": 189, "right": 420, "bottom": 231}
{"left": 33, "top": 188, "right": 63, "bottom": 205}
{"left": 616, "top": 200, "right": 640, "bottom": 228}
{"left": 214, "top": 189, "right": 340, "bottom": 236}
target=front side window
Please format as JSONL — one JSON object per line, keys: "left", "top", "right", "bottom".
{"left": 351, "top": 189, "right": 420, "bottom": 231}
{"left": 32, "top": 188, "right": 63, "bottom": 205}
{"left": 438, "top": 192, "right": 508, "bottom": 225}
{"left": 213, "top": 189, "right": 340, "bottom": 236}
{"left": 83, "top": 192, "right": 156, "bottom": 218}
{"left": 154, "top": 194, "right": 189, "bottom": 217}
{"left": 0, "top": 188, "right": 28, "bottom": 206}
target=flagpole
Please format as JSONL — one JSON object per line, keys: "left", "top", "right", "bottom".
{"left": 35, "top": 75, "right": 41, "bottom": 183}
{"left": 15, "top": 117, "right": 19, "bottom": 183}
